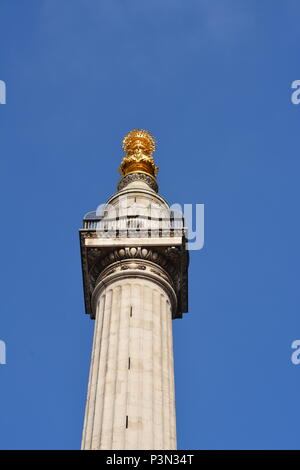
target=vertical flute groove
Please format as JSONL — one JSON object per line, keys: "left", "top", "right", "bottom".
{"left": 111, "top": 285, "right": 122, "bottom": 448}
{"left": 166, "top": 300, "right": 172, "bottom": 448}
{"left": 97, "top": 288, "right": 113, "bottom": 448}
{"left": 151, "top": 288, "right": 155, "bottom": 448}
{"left": 82, "top": 292, "right": 105, "bottom": 449}
{"left": 100, "top": 286, "right": 120, "bottom": 448}
{"left": 137, "top": 284, "right": 144, "bottom": 449}
{"left": 160, "top": 293, "right": 165, "bottom": 449}
{"left": 81, "top": 298, "right": 99, "bottom": 449}
{"left": 168, "top": 300, "right": 177, "bottom": 448}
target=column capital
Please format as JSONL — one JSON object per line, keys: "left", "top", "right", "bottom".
{"left": 91, "top": 258, "right": 177, "bottom": 317}
{"left": 79, "top": 233, "right": 189, "bottom": 319}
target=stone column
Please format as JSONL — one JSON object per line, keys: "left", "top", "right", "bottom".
{"left": 81, "top": 260, "right": 177, "bottom": 450}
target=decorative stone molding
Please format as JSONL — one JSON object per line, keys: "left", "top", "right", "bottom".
{"left": 81, "top": 229, "right": 185, "bottom": 240}
{"left": 93, "top": 246, "right": 178, "bottom": 273}
{"left": 117, "top": 172, "right": 158, "bottom": 192}
{"left": 89, "top": 246, "right": 179, "bottom": 301}
{"left": 79, "top": 230, "right": 188, "bottom": 319}
{"left": 91, "top": 258, "right": 177, "bottom": 317}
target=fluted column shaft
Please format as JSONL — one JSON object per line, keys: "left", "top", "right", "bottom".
{"left": 81, "top": 276, "right": 176, "bottom": 450}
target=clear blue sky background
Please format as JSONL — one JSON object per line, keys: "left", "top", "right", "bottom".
{"left": 0, "top": 0, "right": 299, "bottom": 450}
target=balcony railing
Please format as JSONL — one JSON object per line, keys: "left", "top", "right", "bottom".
{"left": 82, "top": 215, "right": 187, "bottom": 238}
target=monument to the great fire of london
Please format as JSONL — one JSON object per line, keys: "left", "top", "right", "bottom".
{"left": 79, "top": 129, "right": 189, "bottom": 450}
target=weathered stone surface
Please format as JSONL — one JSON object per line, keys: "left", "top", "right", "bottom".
{"left": 81, "top": 279, "right": 176, "bottom": 450}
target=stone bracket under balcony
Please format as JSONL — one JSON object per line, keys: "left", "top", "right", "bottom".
{"left": 79, "top": 230, "right": 189, "bottom": 320}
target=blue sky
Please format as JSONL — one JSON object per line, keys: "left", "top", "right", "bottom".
{"left": 0, "top": 0, "right": 300, "bottom": 450}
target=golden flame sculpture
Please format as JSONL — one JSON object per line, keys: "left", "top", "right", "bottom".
{"left": 119, "top": 129, "right": 159, "bottom": 179}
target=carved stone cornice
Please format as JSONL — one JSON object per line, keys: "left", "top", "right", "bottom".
{"left": 91, "top": 246, "right": 178, "bottom": 279}
{"left": 79, "top": 231, "right": 189, "bottom": 319}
